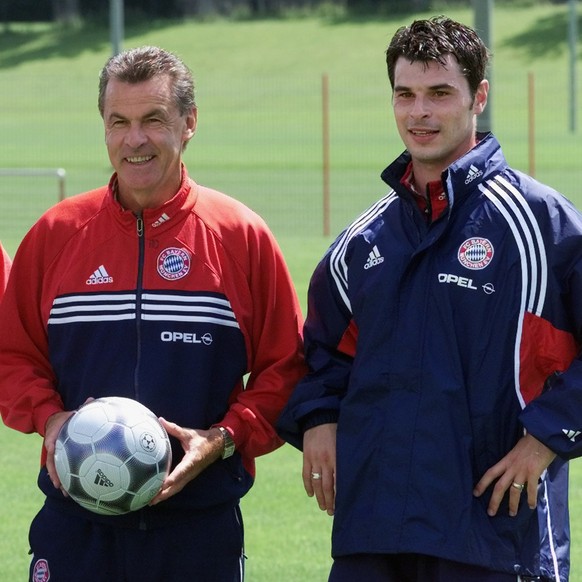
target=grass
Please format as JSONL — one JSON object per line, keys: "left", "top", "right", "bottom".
{"left": 0, "top": 3, "right": 581, "bottom": 580}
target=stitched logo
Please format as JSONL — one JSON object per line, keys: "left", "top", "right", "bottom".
{"left": 364, "top": 245, "right": 384, "bottom": 270}
{"left": 157, "top": 248, "right": 191, "bottom": 281}
{"left": 563, "top": 429, "right": 582, "bottom": 442}
{"left": 465, "top": 164, "right": 483, "bottom": 184}
{"left": 32, "top": 559, "right": 50, "bottom": 582}
{"left": 86, "top": 265, "right": 113, "bottom": 285}
{"left": 458, "top": 238, "right": 494, "bottom": 270}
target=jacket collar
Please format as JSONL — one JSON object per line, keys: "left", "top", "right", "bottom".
{"left": 106, "top": 164, "right": 198, "bottom": 234}
{"left": 381, "top": 132, "right": 507, "bottom": 210}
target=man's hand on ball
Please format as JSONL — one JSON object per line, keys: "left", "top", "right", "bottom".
{"left": 150, "top": 419, "right": 223, "bottom": 505}
{"left": 44, "top": 410, "right": 75, "bottom": 492}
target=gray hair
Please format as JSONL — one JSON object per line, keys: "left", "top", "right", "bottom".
{"left": 98, "top": 46, "right": 195, "bottom": 117}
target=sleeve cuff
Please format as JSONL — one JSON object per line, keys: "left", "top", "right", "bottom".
{"left": 300, "top": 410, "right": 340, "bottom": 433}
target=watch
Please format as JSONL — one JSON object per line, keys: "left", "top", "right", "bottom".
{"left": 217, "top": 426, "right": 235, "bottom": 459}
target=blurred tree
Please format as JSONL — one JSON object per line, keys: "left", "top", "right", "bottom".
{"left": 52, "top": 0, "right": 81, "bottom": 24}
{"left": 345, "top": 0, "right": 431, "bottom": 13}
{"left": 181, "top": 0, "right": 217, "bottom": 16}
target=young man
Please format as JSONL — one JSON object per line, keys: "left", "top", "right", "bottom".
{"left": 278, "top": 17, "right": 582, "bottom": 581}
{"left": 0, "top": 46, "right": 305, "bottom": 582}
{"left": 0, "top": 242, "right": 11, "bottom": 296}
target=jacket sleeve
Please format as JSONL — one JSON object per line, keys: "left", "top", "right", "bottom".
{"left": 0, "top": 242, "right": 11, "bottom": 295}
{"left": 218, "top": 221, "right": 308, "bottom": 461}
{"left": 0, "top": 227, "right": 64, "bottom": 438}
{"left": 520, "top": 360, "right": 582, "bottom": 459}
{"left": 519, "top": 196, "right": 582, "bottom": 459}
{"left": 277, "top": 242, "right": 356, "bottom": 450}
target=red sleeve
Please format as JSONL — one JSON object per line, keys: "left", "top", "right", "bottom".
{"left": 218, "top": 217, "right": 307, "bottom": 463}
{"left": 0, "top": 242, "right": 11, "bottom": 297}
{"left": 0, "top": 228, "right": 64, "bottom": 439}
{"left": 519, "top": 311, "right": 578, "bottom": 404}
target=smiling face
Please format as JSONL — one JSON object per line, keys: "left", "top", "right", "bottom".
{"left": 392, "top": 53, "right": 488, "bottom": 188}
{"left": 103, "top": 75, "right": 197, "bottom": 212}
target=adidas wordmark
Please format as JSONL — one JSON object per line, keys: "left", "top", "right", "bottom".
{"left": 86, "top": 265, "right": 113, "bottom": 285}
{"left": 364, "top": 246, "right": 384, "bottom": 270}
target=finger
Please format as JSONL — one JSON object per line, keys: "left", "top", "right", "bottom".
{"left": 526, "top": 482, "right": 537, "bottom": 510}
{"left": 486, "top": 478, "right": 511, "bottom": 517}
{"left": 311, "top": 474, "right": 328, "bottom": 512}
{"left": 151, "top": 467, "right": 185, "bottom": 504}
{"left": 473, "top": 463, "right": 504, "bottom": 498}
{"left": 321, "top": 473, "right": 335, "bottom": 516}
{"left": 508, "top": 480, "right": 526, "bottom": 517}
{"left": 308, "top": 469, "right": 334, "bottom": 514}
{"left": 45, "top": 450, "right": 62, "bottom": 490}
{"left": 302, "top": 465, "right": 316, "bottom": 497}
{"left": 159, "top": 417, "right": 179, "bottom": 435}
{"left": 303, "top": 465, "right": 330, "bottom": 511}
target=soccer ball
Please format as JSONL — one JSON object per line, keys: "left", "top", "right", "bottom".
{"left": 54, "top": 397, "right": 172, "bottom": 516}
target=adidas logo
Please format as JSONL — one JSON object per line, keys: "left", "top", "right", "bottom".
{"left": 152, "top": 212, "right": 170, "bottom": 228}
{"left": 562, "top": 428, "right": 582, "bottom": 442}
{"left": 86, "top": 265, "right": 113, "bottom": 285}
{"left": 364, "top": 245, "right": 384, "bottom": 270}
{"left": 464, "top": 164, "right": 483, "bottom": 184}
{"left": 94, "top": 469, "right": 114, "bottom": 488}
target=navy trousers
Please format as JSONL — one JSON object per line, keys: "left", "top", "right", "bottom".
{"left": 28, "top": 502, "right": 245, "bottom": 582}
{"left": 329, "top": 553, "right": 549, "bottom": 582}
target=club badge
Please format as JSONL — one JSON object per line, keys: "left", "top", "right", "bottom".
{"left": 32, "top": 559, "right": 50, "bottom": 582}
{"left": 157, "top": 247, "right": 191, "bottom": 281}
{"left": 458, "top": 238, "right": 494, "bottom": 270}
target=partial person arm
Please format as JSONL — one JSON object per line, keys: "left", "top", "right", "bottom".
{"left": 0, "top": 242, "right": 11, "bottom": 296}
{"left": 303, "top": 423, "right": 337, "bottom": 515}
{"left": 278, "top": 239, "right": 357, "bottom": 512}
{"left": 476, "top": 194, "right": 582, "bottom": 516}
{"left": 0, "top": 228, "right": 66, "bottom": 449}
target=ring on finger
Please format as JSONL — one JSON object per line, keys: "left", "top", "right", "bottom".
{"left": 311, "top": 472, "right": 322, "bottom": 480}
{"left": 511, "top": 482, "right": 525, "bottom": 492}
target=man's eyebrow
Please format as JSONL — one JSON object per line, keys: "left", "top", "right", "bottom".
{"left": 394, "top": 83, "right": 457, "bottom": 92}
{"left": 106, "top": 108, "right": 169, "bottom": 124}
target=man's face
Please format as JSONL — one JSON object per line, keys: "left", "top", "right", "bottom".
{"left": 392, "top": 54, "right": 488, "bottom": 177}
{"left": 103, "top": 75, "right": 196, "bottom": 211}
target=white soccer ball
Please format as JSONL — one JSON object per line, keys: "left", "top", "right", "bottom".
{"left": 54, "top": 397, "right": 172, "bottom": 516}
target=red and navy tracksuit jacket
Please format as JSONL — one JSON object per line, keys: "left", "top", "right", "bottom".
{"left": 0, "top": 169, "right": 305, "bottom": 528}
{"left": 278, "top": 133, "right": 582, "bottom": 581}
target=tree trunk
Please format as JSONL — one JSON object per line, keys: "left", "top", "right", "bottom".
{"left": 52, "top": 0, "right": 81, "bottom": 25}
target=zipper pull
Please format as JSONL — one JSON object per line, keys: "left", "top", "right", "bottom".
{"left": 136, "top": 215, "right": 144, "bottom": 237}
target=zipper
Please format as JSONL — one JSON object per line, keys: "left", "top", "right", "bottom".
{"left": 134, "top": 214, "right": 145, "bottom": 402}
{"left": 136, "top": 214, "right": 151, "bottom": 532}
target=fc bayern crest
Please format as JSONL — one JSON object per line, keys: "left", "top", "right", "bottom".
{"left": 458, "top": 238, "right": 494, "bottom": 270}
{"left": 157, "top": 247, "right": 191, "bottom": 281}
{"left": 32, "top": 559, "right": 50, "bottom": 582}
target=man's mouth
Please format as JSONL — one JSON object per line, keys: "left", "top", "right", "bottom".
{"left": 410, "top": 129, "right": 438, "bottom": 136}
{"left": 125, "top": 155, "right": 154, "bottom": 164}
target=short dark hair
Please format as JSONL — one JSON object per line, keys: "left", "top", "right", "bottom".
{"left": 98, "top": 46, "right": 195, "bottom": 117}
{"left": 386, "top": 16, "right": 490, "bottom": 99}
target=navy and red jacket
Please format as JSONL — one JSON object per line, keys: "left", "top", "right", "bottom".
{"left": 278, "top": 134, "right": 582, "bottom": 580}
{"left": 0, "top": 169, "right": 306, "bottom": 528}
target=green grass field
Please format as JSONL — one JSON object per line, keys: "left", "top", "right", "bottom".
{"left": 0, "top": 3, "right": 581, "bottom": 580}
